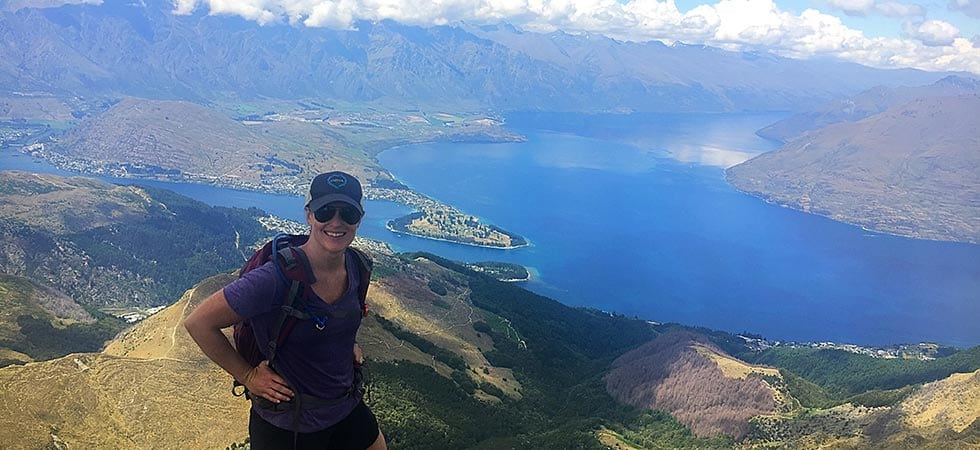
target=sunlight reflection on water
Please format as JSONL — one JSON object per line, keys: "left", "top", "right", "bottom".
{"left": 665, "top": 145, "right": 759, "bottom": 168}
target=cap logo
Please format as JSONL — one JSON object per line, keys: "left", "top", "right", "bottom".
{"left": 327, "top": 174, "right": 347, "bottom": 190}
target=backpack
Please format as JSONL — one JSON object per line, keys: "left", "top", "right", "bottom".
{"left": 231, "top": 232, "right": 373, "bottom": 397}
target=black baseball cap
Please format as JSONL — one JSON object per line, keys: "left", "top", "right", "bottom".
{"left": 305, "top": 171, "right": 364, "bottom": 214}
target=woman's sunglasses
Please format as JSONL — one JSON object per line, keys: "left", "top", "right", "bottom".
{"left": 314, "top": 204, "right": 362, "bottom": 225}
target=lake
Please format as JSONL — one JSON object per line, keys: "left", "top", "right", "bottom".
{"left": 378, "top": 112, "right": 980, "bottom": 348}
{"left": 3, "top": 112, "right": 978, "bottom": 347}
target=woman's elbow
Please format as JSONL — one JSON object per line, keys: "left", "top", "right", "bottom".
{"left": 183, "top": 290, "right": 239, "bottom": 337}
{"left": 182, "top": 310, "right": 203, "bottom": 336}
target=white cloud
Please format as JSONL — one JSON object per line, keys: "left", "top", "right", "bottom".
{"left": 823, "top": 0, "right": 876, "bottom": 15}
{"left": 819, "top": 0, "right": 925, "bottom": 17}
{"left": 949, "top": 0, "right": 980, "bottom": 17}
{"left": 873, "top": 1, "right": 925, "bottom": 17}
{"left": 904, "top": 19, "right": 961, "bottom": 46}
{"left": 173, "top": 0, "right": 197, "bottom": 15}
{"left": 171, "top": 0, "right": 980, "bottom": 74}
{"left": 711, "top": 0, "right": 790, "bottom": 45}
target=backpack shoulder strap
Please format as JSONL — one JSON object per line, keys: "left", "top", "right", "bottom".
{"left": 264, "top": 242, "right": 372, "bottom": 364}
{"left": 348, "top": 247, "right": 373, "bottom": 317}
{"left": 264, "top": 237, "right": 315, "bottom": 367}
{"left": 349, "top": 246, "right": 374, "bottom": 272}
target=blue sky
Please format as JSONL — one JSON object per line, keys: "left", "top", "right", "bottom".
{"left": 60, "top": 0, "right": 980, "bottom": 73}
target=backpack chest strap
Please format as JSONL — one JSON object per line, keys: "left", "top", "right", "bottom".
{"left": 282, "top": 305, "right": 358, "bottom": 321}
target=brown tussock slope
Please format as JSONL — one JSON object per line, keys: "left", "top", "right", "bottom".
{"left": 606, "top": 331, "right": 784, "bottom": 439}
{"left": 104, "top": 274, "right": 231, "bottom": 361}
{"left": 365, "top": 256, "right": 521, "bottom": 398}
{"left": 900, "top": 369, "right": 980, "bottom": 435}
{"left": 0, "top": 273, "right": 250, "bottom": 449}
{"left": 743, "top": 370, "right": 980, "bottom": 449}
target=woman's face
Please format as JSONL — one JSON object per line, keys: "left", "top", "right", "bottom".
{"left": 306, "top": 202, "right": 361, "bottom": 254}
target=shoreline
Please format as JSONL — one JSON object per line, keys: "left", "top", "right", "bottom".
{"left": 385, "top": 222, "right": 531, "bottom": 250}
{"left": 7, "top": 143, "right": 535, "bottom": 252}
{"left": 464, "top": 262, "right": 533, "bottom": 283}
{"left": 724, "top": 179, "right": 979, "bottom": 247}
{"left": 15, "top": 124, "right": 528, "bottom": 199}
{"left": 498, "top": 275, "right": 532, "bottom": 282}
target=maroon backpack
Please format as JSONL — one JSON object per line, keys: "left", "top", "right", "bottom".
{"left": 231, "top": 233, "right": 372, "bottom": 397}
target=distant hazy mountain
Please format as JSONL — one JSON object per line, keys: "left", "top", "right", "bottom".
{"left": 758, "top": 75, "right": 980, "bottom": 142}
{"left": 728, "top": 95, "right": 980, "bottom": 244}
{"left": 0, "top": 0, "right": 945, "bottom": 112}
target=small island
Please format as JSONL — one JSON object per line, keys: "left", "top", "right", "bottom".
{"left": 466, "top": 261, "right": 531, "bottom": 282}
{"left": 387, "top": 209, "right": 528, "bottom": 249}
{"left": 375, "top": 187, "right": 528, "bottom": 249}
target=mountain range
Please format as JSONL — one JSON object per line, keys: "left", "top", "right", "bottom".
{"left": 757, "top": 75, "right": 980, "bottom": 142}
{"left": 1, "top": 0, "right": 947, "bottom": 114}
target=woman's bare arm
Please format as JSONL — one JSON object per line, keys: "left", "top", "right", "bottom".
{"left": 183, "top": 289, "right": 294, "bottom": 403}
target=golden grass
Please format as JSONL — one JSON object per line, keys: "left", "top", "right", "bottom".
{"left": 901, "top": 369, "right": 980, "bottom": 433}
{"left": 368, "top": 262, "right": 522, "bottom": 398}
{"left": 0, "top": 347, "right": 31, "bottom": 364}
{"left": 0, "top": 273, "right": 250, "bottom": 449}
{"left": 692, "top": 344, "right": 781, "bottom": 380}
{"left": 595, "top": 426, "right": 640, "bottom": 450}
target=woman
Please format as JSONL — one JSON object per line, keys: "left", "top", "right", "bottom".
{"left": 184, "top": 171, "right": 386, "bottom": 450}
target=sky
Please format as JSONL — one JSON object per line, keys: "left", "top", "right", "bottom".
{"left": 60, "top": 0, "right": 980, "bottom": 73}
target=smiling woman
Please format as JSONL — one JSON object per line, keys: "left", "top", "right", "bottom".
{"left": 183, "top": 171, "right": 388, "bottom": 450}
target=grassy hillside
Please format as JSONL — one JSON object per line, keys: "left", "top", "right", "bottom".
{"left": 742, "top": 369, "right": 980, "bottom": 449}
{"left": 0, "top": 171, "right": 271, "bottom": 307}
{"left": 0, "top": 246, "right": 729, "bottom": 449}
{"left": 742, "top": 345, "right": 980, "bottom": 398}
{"left": 0, "top": 273, "right": 252, "bottom": 449}
{"left": 0, "top": 274, "right": 127, "bottom": 366}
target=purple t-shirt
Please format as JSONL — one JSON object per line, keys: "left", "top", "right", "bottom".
{"left": 224, "top": 248, "right": 363, "bottom": 432}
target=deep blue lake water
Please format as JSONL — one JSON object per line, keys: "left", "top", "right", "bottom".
{"left": 3, "top": 112, "right": 978, "bottom": 347}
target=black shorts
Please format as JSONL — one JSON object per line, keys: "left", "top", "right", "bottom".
{"left": 248, "top": 401, "right": 380, "bottom": 450}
